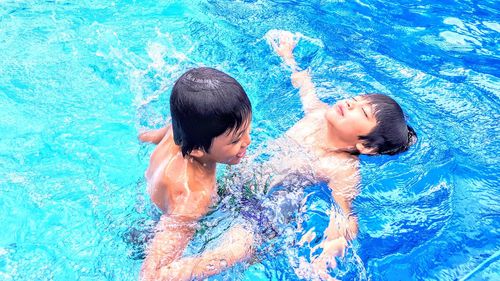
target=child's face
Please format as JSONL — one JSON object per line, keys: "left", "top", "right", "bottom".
{"left": 206, "top": 119, "right": 251, "bottom": 165}
{"left": 325, "top": 96, "right": 377, "bottom": 146}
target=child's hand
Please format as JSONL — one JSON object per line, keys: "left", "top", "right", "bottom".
{"left": 310, "top": 237, "right": 347, "bottom": 280}
{"left": 276, "top": 32, "right": 298, "bottom": 58}
{"left": 267, "top": 30, "right": 299, "bottom": 59}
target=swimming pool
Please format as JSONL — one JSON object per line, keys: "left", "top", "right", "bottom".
{"left": 0, "top": 0, "right": 498, "bottom": 280}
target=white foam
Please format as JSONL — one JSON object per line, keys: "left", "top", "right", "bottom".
{"left": 264, "top": 29, "right": 324, "bottom": 49}
{"left": 483, "top": 21, "right": 500, "bottom": 32}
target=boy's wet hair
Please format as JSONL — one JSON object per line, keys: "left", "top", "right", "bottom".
{"left": 358, "top": 94, "right": 417, "bottom": 156}
{"left": 170, "top": 67, "right": 251, "bottom": 157}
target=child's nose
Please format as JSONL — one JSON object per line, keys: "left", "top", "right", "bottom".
{"left": 345, "top": 100, "right": 353, "bottom": 110}
{"left": 242, "top": 132, "right": 251, "bottom": 147}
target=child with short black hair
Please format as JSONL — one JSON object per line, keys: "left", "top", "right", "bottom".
{"left": 138, "top": 67, "right": 252, "bottom": 280}
{"left": 160, "top": 31, "right": 417, "bottom": 280}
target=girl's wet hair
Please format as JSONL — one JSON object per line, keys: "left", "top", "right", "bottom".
{"left": 170, "top": 67, "right": 251, "bottom": 157}
{"left": 358, "top": 94, "right": 417, "bottom": 156}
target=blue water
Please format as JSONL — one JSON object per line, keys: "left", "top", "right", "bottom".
{"left": 1, "top": 0, "right": 499, "bottom": 280}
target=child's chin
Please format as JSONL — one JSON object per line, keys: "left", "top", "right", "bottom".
{"left": 226, "top": 157, "right": 242, "bottom": 165}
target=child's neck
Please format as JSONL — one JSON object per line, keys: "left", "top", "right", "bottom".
{"left": 320, "top": 121, "right": 355, "bottom": 154}
{"left": 190, "top": 155, "right": 217, "bottom": 173}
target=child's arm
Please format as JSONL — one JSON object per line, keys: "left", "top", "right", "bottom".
{"left": 327, "top": 166, "right": 360, "bottom": 241}
{"left": 307, "top": 164, "right": 360, "bottom": 275}
{"left": 290, "top": 70, "right": 327, "bottom": 114}
{"left": 271, "top": 31, "right": 326, "bottom": 114}
{"left": 161, "top": 224, "right": 255, "bottom": 279}
{"left": 139, "top": 214, "right": 198, "bottom": 281}
{"left": 138, "top": 126, "right": 170, "bottom": 144}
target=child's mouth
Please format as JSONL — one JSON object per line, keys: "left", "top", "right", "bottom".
{"left": 336, "top": 103, "right": 344, "bottom": 116}
{"left": 236, "top": 150, "right": 246, "bottom": 158}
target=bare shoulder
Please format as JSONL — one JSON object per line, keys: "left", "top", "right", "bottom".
{"left": 165, "top": 158, "right": 216, "bottom": 219}
{"left": 147, "top": 134, "right": 177, "bottom": 175}
{"left": 146, "top": 140, "right": 187, "bottom": 213}
{"left": 287, "top": 109, "right": 327, "bottom": 140}
{"left": 320, "top": 154, "right": 360, "bottom": 196}
{"left": 316, "top": 150, "right": 358, "bottom": 172}
{"left": 159, "top": 124, "right": 173, "bottom": 143}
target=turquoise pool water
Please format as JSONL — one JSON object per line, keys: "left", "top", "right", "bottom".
{"left": 0, "top": 0, "right": 498, "bottom": 280}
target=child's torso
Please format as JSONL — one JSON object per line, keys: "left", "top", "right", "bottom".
{"left": 284, "top": 110, "right": 356, "bottom": 181}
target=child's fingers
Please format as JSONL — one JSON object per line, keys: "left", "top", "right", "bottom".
{"left": 269, "top": 36, "right": 280, "bottom": 51}
{"left": 280, "top": 31, "right": 294, "bottom": 46}
{"left": 297, "top": 228, "right": 316, "bottom": 246}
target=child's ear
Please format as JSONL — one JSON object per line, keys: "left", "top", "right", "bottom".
{"left": 355, "top": 142, "right": 377, "bottom": 155}
{"left": 189, "top": 149, "right": 205, "bottom": 158}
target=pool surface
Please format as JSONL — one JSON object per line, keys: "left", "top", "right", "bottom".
{"left": 0, "top": 0, "right": 499, "bottom": 280}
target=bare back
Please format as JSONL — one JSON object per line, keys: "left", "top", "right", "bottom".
{"left": 145, "top": 126, "right": 217, "bottom": 218}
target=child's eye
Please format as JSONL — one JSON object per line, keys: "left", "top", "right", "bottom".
{"left": 362, "top": 108, "right": 368, "bottom": 118}
{"left": 231, "top": 139, "right": 241, "bottom": 144}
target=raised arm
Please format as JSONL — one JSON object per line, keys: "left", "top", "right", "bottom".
{"left": 290, "top": 70, "right": 327, "bottom": 114}
{"left": 269, "top": 30, "right": 327, "bottom": 114}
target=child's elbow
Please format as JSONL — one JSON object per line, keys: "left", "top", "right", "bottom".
{"left": 138, "top": 131, "right": 153, "bottom": 143}
{"left": 347, "top": 216, "right": 359, "bottom": 240}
